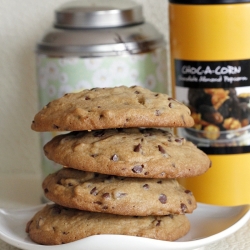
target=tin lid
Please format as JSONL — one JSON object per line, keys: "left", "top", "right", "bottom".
{"left": 55, "top": 0, "right": 144, "bottom": 29}
{"left": 169, "top": 0, "right": 250, "bottom": 3}
{"left": 37, "top": 23, "right": 165, "bottom": 57}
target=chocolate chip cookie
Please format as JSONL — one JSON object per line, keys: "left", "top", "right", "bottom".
{"left": 42, "top": 168, "right": 196, "bottom": 216}
{"left": 31, "top": 86, "right": 194, "bottom": 132}
{"left": 43, "top": 128, "right": 211, "bottom": 178}
{"left": 26, "top": 204, "right": 190, "bottom": 245}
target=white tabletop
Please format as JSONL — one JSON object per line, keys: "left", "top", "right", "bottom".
{"left": 0, "top": 174, "right": 249, "bottom": 250}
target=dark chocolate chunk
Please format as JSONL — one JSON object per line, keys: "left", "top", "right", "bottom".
{"left": 132, "top": 165, "right": 144, "bottom": 173}
{"left": 102, "top": 193, "right": 110, "bottom": 199}
{"left": 90, "top": 187, "right": 98, "bottom": 195}
{"left": 156, "top": 220, "right": 161, "bottom": 226}
{"left": 184, "top": 190, "right": 193, "bottom": 195}
{"left": 111, "top": 154, "right": 119, "bottom": 161}
{"left": 181, "top": 203, "right": 188, "bottom": 213}
{"left": 158, "top": 145, "right": 166, "bottom": 154}
{"left": 143, "top": 184, "right": 149, "bottom": 189}
{"left": 134, "top": 143, "right": 142, "bottom": 152}
{"left": 159, "top": 194, "right": 167, "bottom": 204}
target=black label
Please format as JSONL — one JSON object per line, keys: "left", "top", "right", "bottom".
{"left": 175, "top": 59, "right": 250, "bottom": 88}
{"left": 198, "top": 145, "right": 250, "bottom": 155}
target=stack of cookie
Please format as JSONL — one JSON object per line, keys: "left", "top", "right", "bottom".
{"left": 26, "top": 86, "right": 211, "bottom": 245}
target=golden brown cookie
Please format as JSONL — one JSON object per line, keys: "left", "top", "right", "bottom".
{"left": 26, "top": 204, "right": 190, "bottom": 245}
{"left": 31, "top": 86, "right": 194, "bottom": 132}
{"left": 43, "top": 128, "right": 211, "bottom": 178}
{"left": 42, "top": 168, "right": 197, "bottom": 216}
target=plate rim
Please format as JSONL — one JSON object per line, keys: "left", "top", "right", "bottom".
{"left": 0, "top": 202, "right": 249, "bottom": 250}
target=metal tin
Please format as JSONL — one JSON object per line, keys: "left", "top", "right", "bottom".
{"left": 37, "top": 23, "right": 165, "bottom": 57}
{"left": 37, "top": 0, "right": 165, "bottom": 57}
{"left": 36, "top": 0, "right": 167, "bottom": 178}
{"left": 54, "top": 0, "right": 143, "bottom": 28}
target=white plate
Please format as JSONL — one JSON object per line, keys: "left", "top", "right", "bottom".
{"left": 0, "top": 203, "right": 249, "bottom": 250}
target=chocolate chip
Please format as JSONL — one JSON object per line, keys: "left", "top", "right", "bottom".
{"left": 175, "top": 138, "right": 184, "bottom": 143}
{"left": 143, "top": 184, "right": 149, "bottom": 190}
{"left": 158, "top": 145, "right": 166, "bottom": 154}
{"left": 111, "top": 154, "right": 119, "bottom": 161}
{"left": 102, "top": 193, "right": 110, "bottom": 199}
{"left": 134, "top": 143, "right": 142, "bottom": 152}
{"left": 169, "top": 103, "right": 173, "bottom": 108}
{"left": 159, "top": 194, "right": 167, "bottom": 204}
{"left": 185, "top": 190, "right": 193, "bottom": 195}
{"left": 155, "top": 110, "right": 161, "bottom": 116}
{"left": 85, "top": 96, "right": 91, "bottom": 100}
{"left": 90, "top": 187, "right": 98, "bottom": 195}
{"left": 181, "top": 203, "right": 188, "bottom": 213}
{"left": 135, "top": 91, "right": 140, "bottom": 94}
{"left": 44, "top": 188, "right": 49, "bottom": 193}
{"left": 102, "top": 206, "right": 108, "bottom": 210}
{"left": 132, "top": 165, "right": 144, "bottom": 173}
{"left": 156, "top": 220, "right": 161, "bottom": 226}
{"left": 94, "top": 201, "right": 102, "bottom": 205}
{"left": 157, "top": 180, "right": 162, "bottom": 184}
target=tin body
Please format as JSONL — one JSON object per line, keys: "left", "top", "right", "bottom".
{"left": 169, "top": 0, "right": 250, "bottom": 205}
{"left": 37, "top": 0, "right": 167, "bottom": 177}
